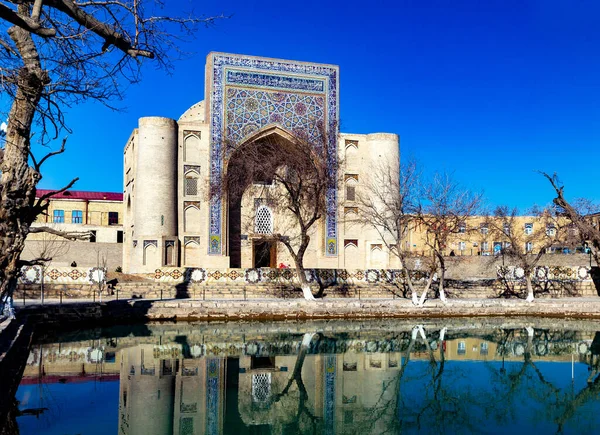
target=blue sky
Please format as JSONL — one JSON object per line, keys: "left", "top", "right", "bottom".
{"left": 26, "top": 0, "right": 600, "bottom": 211}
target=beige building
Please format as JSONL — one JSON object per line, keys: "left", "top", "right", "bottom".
{"left": 23, "top": 189, "right": 124, "bottom": 269}
{"left": 405, "top": 215, "right": 581, "bottom": 257}
{"left": 123, "top": 53, "right": 400, "bottom": 273}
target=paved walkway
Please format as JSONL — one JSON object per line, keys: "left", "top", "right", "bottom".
{"left": 15, "top": 296, "right": 600, "bottom": 321}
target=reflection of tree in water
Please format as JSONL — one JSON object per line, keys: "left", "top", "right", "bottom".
{"left": 396, "top": 327, "right": 483, "bottom": 434}
{"left": 483, "top": 328, "right": 600, "bottom": 434}
{"left": 268, "top": 333, "right": 320, "bottom": 433}
{"left": 11, "top": 322, "right": 600, "bottom": 434}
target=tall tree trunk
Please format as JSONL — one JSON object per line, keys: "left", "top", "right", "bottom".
{"left": 525, "top": 273, "right": 535, "bottom": 302}
{"left": 417, "top": 274, "right": 434, "bottom": 306}
{"left": 287, "top": 236, "right": 314, "bottom": 301}
{"left": 398, "top": 254, "right": 418, "bottom": 305}
{"left": 0, "top": 25, "right": 47, "bottom": 316}
{"left": 437, "top": 253, "right": 447, "bottom": 303}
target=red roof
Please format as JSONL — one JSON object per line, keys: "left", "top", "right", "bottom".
{"left": 35, "top": 189, "right": 123, "bottom": 202}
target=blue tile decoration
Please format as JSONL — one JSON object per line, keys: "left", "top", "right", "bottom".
{"left": 208, "top": 53, "right": 339, "bottom": 256}
{"left": 205, "top": 358, "right": 220, "bottom": 435}
{"left": 323, "top": 354, "right": 337, "bottom": 435}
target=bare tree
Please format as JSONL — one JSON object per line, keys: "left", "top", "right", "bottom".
{"left": 417, "top": 172, "right": 482, "bottom": 302}
{"left": 542, "top": 172, "right": 600, "bottom": 267}
{"left": 357, "top": 158, "right": 434, "bottom": 305}
{"left": 0, "top": 1, "right": 227, "bottom": 315}
{"left": 486, "top": 205, "right": 568, "bottom": 302}
{"left": 221, "top": 128, "right": 338, "bottom": 300}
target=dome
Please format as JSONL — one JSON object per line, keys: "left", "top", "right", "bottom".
{"left": 178, "top": 100, "right": 205, "bottom": 123}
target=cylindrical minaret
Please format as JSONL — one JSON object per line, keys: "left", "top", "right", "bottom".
{"left": 366, "top": 133, "right": 400, "bottom": 170}
{"left": 132, "top": 117, "right": 178, "bottom": 271}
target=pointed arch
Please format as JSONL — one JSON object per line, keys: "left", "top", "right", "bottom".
{"left": 344, "top": 241, "right": 361, "bottom": 269}
{"left": 184, "top": 204, "right": 201, "bottom": 233}
{"left": 345, "top": 141, "right": 359, "bottom": 168}
{"left": 370, "top": 244, "right": 386, "bottom": 268}
{"left": 184, "top": 133, "right": 201, "bottom": 162}
{"left": 184, "top": 238, "right": 201, "bottom": 266}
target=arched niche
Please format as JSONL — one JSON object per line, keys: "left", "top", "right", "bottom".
{"left": 184, "top": 134, "right": 201, "bottom": 162}
{"left": 184, "top": 204, "right": 201, "bottom": 233}
{"left": 184, "top": 239, "right": 201, "bottom": 267}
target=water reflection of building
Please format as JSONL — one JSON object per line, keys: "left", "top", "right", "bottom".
{"left": 19, "top": 327, "right": 600, "bottom": 434}
{"left": 118, "top": 344, "right": 226, "bottom": 435}
{"left": 119, "top": 347, "right": 404, "bottom": 435}
{"left": 237, "top": 352, "right": 404, "bottom": 434}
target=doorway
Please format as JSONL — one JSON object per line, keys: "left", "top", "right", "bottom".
{"left": 253, "top": 241, "right": 276, "bottom": 268}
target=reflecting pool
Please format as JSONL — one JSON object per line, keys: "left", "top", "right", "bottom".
{"left": 14, "top": 319, "right": 600, "bottom": 434}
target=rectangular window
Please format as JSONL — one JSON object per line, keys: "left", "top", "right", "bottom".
{"left": 480, "top": 224, "right": 488, "bottom": 235}
{"left": 458, "top": 241, "right": 466, "bottom": 251}
{"left": 457, "top": 341, "right": 466, "bottom": 355}
{"left": 480, "top": 342, "right": 489, "bottom": 356}
{"left": 117, "top": 231, "right": 123, "bottom": 244}
{"left": 53, "top": 210, "right": 64, "bottom": 223}
{"left": 343, "top": 362, "right": 357, "bottom": 371}
{"left": 503, "top": 223, "right": 510, "bottom": 234}
{"left": 185, "top": 177, "right": 198, "bottom": 196}
{"left": 458, "top": 222, "right": 466, "bottom": 233}
{"left": 346, "top": 185, "right": 356, "bottom": 202}
{"left": 108, "top": 212, "right": 119, "bottom": 225}
{"left": 72, "top": 210, "right": 83, "bottom": 224}
{"left": 525, "top": 241, "right": 533, "bottom": 253}
{"left": 482, "top": 241, "right": 489, "bottom": 252}
{"left": 546, "top": 225, "right": 556, "bottom": 236}
{"left": 524, "top": 223, "right": 533, "bottom": 235}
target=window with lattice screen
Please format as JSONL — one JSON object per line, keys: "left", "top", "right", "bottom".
{"left": 252, "top": 373, "right": 271, "bottom": 403}
{"left": 255, "top": 205, "right": 273, "bottom": 234}
{"left": 185, "top": 176, "right": 198, "bottom": 196}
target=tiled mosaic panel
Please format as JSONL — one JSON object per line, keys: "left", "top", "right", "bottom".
{"left": 151, "top": 266, "right": 592, "bottom": 284}
{"left": 19, "top": 266, "right": 106, "bottom": 285}
{"left": 225, "top": 88, "right": 325, "bottom": 145}
{"left": 209, "top": 53, "right": 338, "bottom": 256}
{"left": 497, "top": 266, "right": 591, "bottom": 281}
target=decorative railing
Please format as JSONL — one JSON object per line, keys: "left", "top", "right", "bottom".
{"left": 19, "top": 266, "right": 106, "bottom": 285}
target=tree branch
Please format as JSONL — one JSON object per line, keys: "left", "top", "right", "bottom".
{"left": 32, "top": 136, "right": 68, "bottom": 171}
{"left": 35, "top": 176, "right": 78, "bottom": 206}
{"left": 28, "top": 226, "right": 91, "bottom": 240}
{"left": 0, "top": 2, "right": 56, "bottom": 37}
{"left": 45, "top": 0, "right": 154, "bottom": 57}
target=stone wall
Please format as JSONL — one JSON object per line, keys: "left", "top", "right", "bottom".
{"left": 14, "top": 273, "right": 599, "bottom": 301}
{"left": 16, "top": 298, "right": 600, "bottom": 325}
{"left": 21, "top": 241, "right": 122, "bottom": 269}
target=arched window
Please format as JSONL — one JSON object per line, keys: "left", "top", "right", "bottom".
{"left": 255, "top": 205, "right": 273, "bottom": 234}
{"left": 345, "top": 178, "right": 358, "bottom": 202}
{"left": 184, "top": 172, "right": 199, "bottom": 196}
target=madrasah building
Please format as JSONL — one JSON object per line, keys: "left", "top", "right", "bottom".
{"left": 123, "top": 52, "right": 399, "bottom": 273}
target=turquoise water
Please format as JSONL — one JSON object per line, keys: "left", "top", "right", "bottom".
{"left": 14, "top": 320, "right": 600, "bottom": 434}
